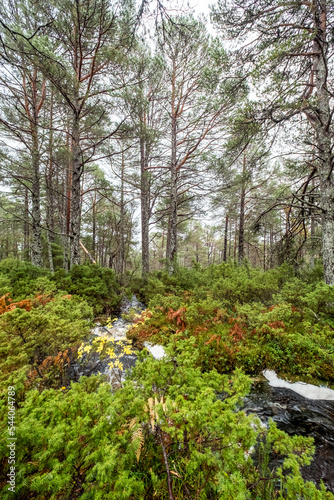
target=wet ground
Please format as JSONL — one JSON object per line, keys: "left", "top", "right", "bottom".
{"left": 71, "top": 296, "right": 334, "bottom": 493}
{"left": 70, "top": 296, "right": 144, "bottom": 386}
{"left": 242, "top": 381, "right": 334, "bottom": 492}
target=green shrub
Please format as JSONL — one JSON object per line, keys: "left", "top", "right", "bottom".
{"left": 0, "top": 260, "right": 121, "bottom": 315}
{"left": 1, "top": 339, "right": 331, "bottom": 499}
{"left": 0, "top": 275, "right": 12, "bottom": 297}
{"left": 0, "top": 259, "right": 50, "bottom": 299}
{"left": 52, "top": 263, "right": 121, "bottom": 315}
{"left": 127, "top": 288, "right": 334, "bottom": 385}
{"left": 136, "top": 262, "right": 296, "bottom": 310}
{"left": 0, "top": 295, "right": 93, "bottom": 396}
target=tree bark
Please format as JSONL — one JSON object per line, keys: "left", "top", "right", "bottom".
{"left": 223, "top": 214, "right": 228, "bottom": 262}
{"left": 140, "top": 136, "right": 150, "bottom": 276}
{"left": 166, "top": 68, "right": 178, "bottom": 274}
{"left": 92, "top": 202, "right": 96, "bottom": 258}
{"left": 118, "top": 151, "right": 125, "bottom": 278}
{"left": 313, "top": 1, "right": 334, "bottom": 285}
{"left": 29, "top": 69, "right": 43, "bottom": 268}
{"left": 70, "top": 109, "right": 82, "bottom": 267}
{"left": 46, "top": 224, "right": 54, "bottom": 275}
{"left": 30, "top": 130, "right": 42, "bottom": 267}
{"left": 263, "top": 228, "right": 266, "bottom": 271}
{"left": 24, "top": 186, "right": 30, "bottom": 260}
{"left": 238, "top": 154, "right": 246, "bottom": 265}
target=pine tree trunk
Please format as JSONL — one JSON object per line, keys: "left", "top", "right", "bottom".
{"left": 46, "top": 223, "right": 54, "bottom": 275}
{"left": 140, "top": 136, "right": 150, "bottom": 276}
{"left": 118, "top": 151, "right": 125, "bottom": 278}
{"left": 223, "top": 215, "right": 228, "bottom": 262}
{"left": 31, "top": 137, "right": 42, "bottom": 267}
{"left": 238, "top": 155, "right": 246, "bottom": 265}
{"left": 166, "top": 63, "right": 178, "bottom": 274}
{"left": 263, "top": 228, "right": 266, "bottom": 271}
{"left": 269, "top": 227, "right": 273, "bottom": 269}
{"left": 47, "top": 90, "right": 55, "bottom": 243}
{"left": 70, "top": 111, "right": 82, "bottom": 267}
{"left": 92, "top": 202, "right": 96, "bottom": 258}
{"left": 23, "top": 68, "right": 44, "bottom": 267}
{"left": 314, "top": 1, "right": 334, "bottom": 285}
{"left": 63, "top": 131, "right": 71, "bottom": 272}
{"left": 166, "top": 110, "right": 178, "bottom": 273}
{"left": 63, "top": 183, "right": 70, "bottom": 273}
{"left": 46, "top": 184, "right": 54, "bottom": 274}
{"left": 24, "top": 186, "right": 30, "bottom": 260}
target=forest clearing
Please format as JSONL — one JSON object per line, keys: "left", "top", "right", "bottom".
{"left": 0, "top": 0, "right": 334, "bottom": 498}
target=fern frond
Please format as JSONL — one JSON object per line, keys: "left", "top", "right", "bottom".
{"left": 131, "top": 427, "right": 144, "bottom": 462}
{"left": 147, "top": 397, "right": 155, "bottom": 431}
{"left": 129, "top": 417, "right": 138, "bottom": 429}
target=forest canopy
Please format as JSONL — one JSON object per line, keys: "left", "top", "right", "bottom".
{"left": 1, "top": 0, "right": 334, "bottom": 499}
{"left": 0, "top": 0, "right": 332, "bottom": 283}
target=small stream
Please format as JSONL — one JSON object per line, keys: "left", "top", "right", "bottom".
{"left": 71, "top": 296, "right": 334, "bottom": 493}
{"left": 70, "top": 296, "right": 144, "bottom": 385}
{"left": 242, "top": 381, "right": 334, "bottom": 492}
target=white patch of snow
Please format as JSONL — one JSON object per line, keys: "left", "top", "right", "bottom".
{"left": 143, "top": 342, "right": 166, "bottom": 360}
{"left": 263, "top": 369, "right": 334, "bottom": 401}
{"left": 91, "top": 326, "right": 102, "bottom": 336}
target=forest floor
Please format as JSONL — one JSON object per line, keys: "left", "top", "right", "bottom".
{"left": 1, "top": 260, "right": 334, "bottom": 499}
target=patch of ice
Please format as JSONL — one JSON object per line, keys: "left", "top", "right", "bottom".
{"left": 263, "top": 369, "right": 334, "bottom": 401}
{"left": 143, "top": 342, "right": 166, "bottom": 360}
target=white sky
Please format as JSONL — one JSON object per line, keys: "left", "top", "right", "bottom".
{"left": 192, "top": 0, "right": 212, "bottom": 15}
{"left": 163, "top": 0, "right": 215, "bottom": 32}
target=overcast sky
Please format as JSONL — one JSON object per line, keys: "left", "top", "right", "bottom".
{"left": 165, "top": 0, "right": 214, "bottom": 29}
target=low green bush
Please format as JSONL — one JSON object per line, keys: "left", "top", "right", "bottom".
{"left": 1, "top": 339, "right": 331, "bottom": 499}
{"left": 128, "top": 265, "right": 334, "bottom": 385}
{"left": 52, "top": 263, "right": 121, "bottom": 315}
{"left": 0, "top": 259, "right": 50, "bottom": 299}
{"left": 137, "top": 262, "right": 298, "bottom": 310}
{"left": 0, "top": 294, "right": 93, "bottom": 396}
{"left": 0, "top": 260, "right": 121, "bottom": 316}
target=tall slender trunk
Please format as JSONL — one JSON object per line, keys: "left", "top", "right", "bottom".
{"left": 238, "top": 154, "right": 246, "bottom": 265}
{"left": 31, "top": 132, "right": 42, "bottom": 267}
{"left": 92, "top": 202, "right": 96, "bottom": 258}
{"left": 313, "top": 1, "right": 334, "bottom": 284}
{"left": 140, "top": 135, "right": 150, "bottom": 276}
{"left": 166, "top": 63, "right": 178, "bottom": 274}
{"left": 167, "top": 112, "right": 178, "bottom": 271}
{"left": 46, "top": 90, "right": 54, "bottom": 274}
{"left": 30, "top": 71, "right": 43, "bottom": 267}
{"left": 46, "top": 224, "right": 54, "bottom": 275}
{"left": 70, "top": 109, "right": 82, "bottom": 267}
{"left": 22, "top": 68, "right": 44, "bottom": 267}
{"left": 269, "top": 226, "right": 273, "bottom": 269}
{"left": 228, "top": 222, "right": 232, "bottom": 258}
{"left": 223, "top": 214, "right": 228, "bottom": 262}
{"left": 118, "top": 151, "right": 125, "bottom": 279}
{"left": 63, "top": 130, "right": 71, "bottom": 272}
{"left": 263, "top": 228, "right": 266, "bottom": 271}
{"left": 24, "top": 187, "right": 30, "bottom": 260}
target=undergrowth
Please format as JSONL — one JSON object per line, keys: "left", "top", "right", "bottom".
{"left": 128, "top": 262, "right": 334, "bottom": 385}
{"left": 0, "top": 259, "right": 333, "bottom": 498}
